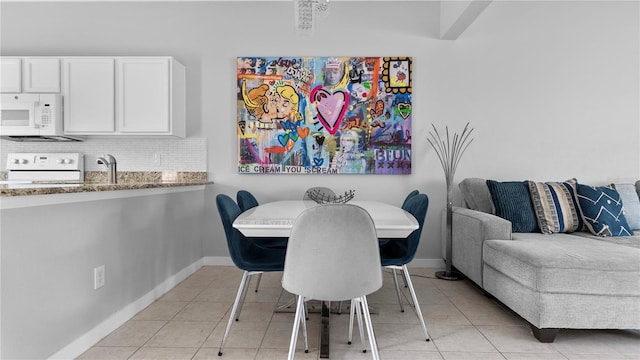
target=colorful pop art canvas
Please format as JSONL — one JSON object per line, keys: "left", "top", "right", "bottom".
{"left": 237, "top": 56, "right": 412, "bottom": 174}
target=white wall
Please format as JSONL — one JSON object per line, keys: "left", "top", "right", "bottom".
{"left": 2, "top": 1, "right": 638, "bottom": 263}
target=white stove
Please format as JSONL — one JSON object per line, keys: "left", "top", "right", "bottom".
{"left": 5, "top": 153, "right": 85, "bottom": 184}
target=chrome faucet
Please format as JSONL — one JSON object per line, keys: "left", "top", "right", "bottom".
{"left": 96, "top": 154, "right": 117, "bottom": 184}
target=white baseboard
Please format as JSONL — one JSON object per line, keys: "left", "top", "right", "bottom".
{"left": 48, "top": 258, "right": 204, "bottom": 360}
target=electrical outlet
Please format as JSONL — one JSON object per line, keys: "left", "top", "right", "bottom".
{"left": 152, "top": 153, "right": 161, "bottom": 166}
{"left": 94, "top": 265, "right": 105, "bottom": 290}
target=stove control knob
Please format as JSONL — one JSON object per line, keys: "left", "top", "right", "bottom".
{"left": 19, "top": 159, "right": 28, "bottom": 164}
{"left": 57, "top": 159, "right": 64, "bottom": 164}
{"left": 12, "top": 158, "right": 19, "bottom": 164}
{"left": 65, "top": 159, "right": 74, "bottom": 164}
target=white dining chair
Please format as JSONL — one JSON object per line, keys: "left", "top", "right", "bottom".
{"left": 282, "top": 204, "right": 383, "bottom": 360}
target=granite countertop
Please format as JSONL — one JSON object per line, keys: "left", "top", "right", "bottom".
{"left": 0, "top": 171, "right": 211, "bottom": 197}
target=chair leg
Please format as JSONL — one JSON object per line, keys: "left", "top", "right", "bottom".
{"left": 254, "top": 273, "right": 263, "bottom": 292}
{"left": 391, "top": 268, "right": 405, "bottom": 312}
{"left": 337, "top": 300, "right": 343, "bottom": 314}
{"left": 300, "top": 299, "right": 309, "bottom": 353}
{"left": 402, "top": 264, "right": 430, "bottom": 341}
{"left": 287, "top": 295, "right": 305, "bottom": 360}
{"left": 401, "top": 268, "right": 409, "bottom": 288}
{"left": 359, "top": 296, "right": 380, "bottom": 360}
{"left": 354, "top": 299, "right": 367, "bottom": 353}
{"left": 349, "top": 299, "right": 366, "bottom": 350}
{"left": 219, "top": 270, "right": 251, "bottom": 356}
{"left": 348, "top": 299, "right": 355, "bottom": 345}
{"left": 235, "top": 271, "right": 254, "bottom": 321}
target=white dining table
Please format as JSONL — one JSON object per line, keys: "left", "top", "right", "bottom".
{"left": 232, "top": 199, "right": 418, "bottom": 359}
{"left": 233, "top": 199, "right": 418, "bottom": 238}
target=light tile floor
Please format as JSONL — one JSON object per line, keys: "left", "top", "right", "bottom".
{"left": 78, "top": 266, "right": 640, "bottom": 360}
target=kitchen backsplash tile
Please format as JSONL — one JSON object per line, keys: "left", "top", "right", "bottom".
{"left": 0, "top": 138, "right": 207, "bottom": 171}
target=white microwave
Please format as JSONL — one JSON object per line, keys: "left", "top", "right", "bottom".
{"left": 0, "top": 93, "right": 83, "bottom": 141}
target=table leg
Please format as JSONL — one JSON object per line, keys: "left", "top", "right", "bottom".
{"left": 320, "top": 301, "right": 330, "bottom": 358}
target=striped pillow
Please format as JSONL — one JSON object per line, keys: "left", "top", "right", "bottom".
{"left": 527, "top": 179, "right": 583, "bottom": 234}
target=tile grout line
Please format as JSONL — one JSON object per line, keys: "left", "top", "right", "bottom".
{"left": 128, "top": 273, "right": 215, "bottom": 360}
{"left": 431, "top": 277, "right": 507, "bottom": 359}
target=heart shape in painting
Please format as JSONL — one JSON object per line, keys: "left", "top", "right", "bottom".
{"left": 296, "top": 126, "right": 310, "bottom": 140}
{"left": 278, "top": 133, "right": 289, "bottom": 147}
{"left": 397, "top": 103, "right": 412, "bottom": 119}
{"left": 310, "top": 86, "right": 349, "bottom": 135}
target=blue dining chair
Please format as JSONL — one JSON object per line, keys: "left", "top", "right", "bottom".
{"left": 216, "top": 194, "right": 287, "bottom": 356}
{"left": 236, "top": 190, "right": 287, "bottom": 251}
{"left": 237, "top": 189, "right": 259, "bottom": 212}
{"left": 376, "top": 193, "right": 430, "bottom": 341}
{"left": 341, "top": 190, "right": 421, "bottom": 317}
{"left": 235, "top": 190, "right": 288, "bottom": 293}
{"left": 402, "top": 189, "right": 420, "bottom": 208}
{"left": 379, "top": 190, "right": 420, "bottom": 248}
{"left": 236, "top": 190, "right": 286, "bottom": 251}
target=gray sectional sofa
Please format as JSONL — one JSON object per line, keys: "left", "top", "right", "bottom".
{"left": 451, "top": 178, "right": 640, "bottom": 342}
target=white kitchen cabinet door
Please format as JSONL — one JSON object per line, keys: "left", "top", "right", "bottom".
{"left": 63, "top": 58, "right": 115, "bottom": 133}
{"left": 24, "top": 58, "right": 60, "bottom": 93}
{"left": 1, "top": 58, "right": 22, "bottom": 93}
{"left": 117, "top": 58, "right": 170, "bottom": 133}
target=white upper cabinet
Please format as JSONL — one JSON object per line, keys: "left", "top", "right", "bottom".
{"left": 116, "top": 58, "right": 185, "bottom": 136}
{"left": 1, "top": 58, "right": 61, "bottom": 93}
{"left": 1, "top": 55, "right": 185, "bottom": 137}
{"left": 1, "top": 58, "right": 22, "bottom": 93}
{"left": 63, "top": 58, "right": 116, "bottom": 133}
{"left": 63, "top": 56, "right": 185, "bottom": 137}
{"left": 24, "top": 58, "right": 60, "bottom": 93}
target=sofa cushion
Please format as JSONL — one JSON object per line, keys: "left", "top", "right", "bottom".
{"left": 611, "top": 183, "right": 640, "bottom": 230}
{"left": 487, "top": 180, "right": 539, "bottom": 233}
{"left": 527, "top": 179, "right": 583, "bottom": 234}
{"left": 459, "top": 178, "right": 495, "bottom": 214}
{"left": 484, "top": 234, "right": 640, "bottom": 296}
{"left": 576, "top": 184, "right": 634, "bottom": 237}
{"left": 572, "top": 231, "right": 640, "bottom": 249}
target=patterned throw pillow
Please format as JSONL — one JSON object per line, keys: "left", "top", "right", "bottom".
{"left": 527, "top": 179, "right": 583, "bottom": 234}
{"left": 486, "top": 180, "right": 539, "bottom": 233}
{"left": 576, "top": 184, "right": 634, "bottom": 237}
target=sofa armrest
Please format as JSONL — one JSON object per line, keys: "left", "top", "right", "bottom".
{"left": 451, "top": 206, "right": 512, "bottom": 287}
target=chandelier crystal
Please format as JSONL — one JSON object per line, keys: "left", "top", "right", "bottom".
{"left": 294, "top": 0, "right": 330, "bottom": 35}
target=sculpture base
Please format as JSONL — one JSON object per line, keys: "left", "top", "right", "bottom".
{"left": 435, "top": 270, "right": 464, "bottom": 281}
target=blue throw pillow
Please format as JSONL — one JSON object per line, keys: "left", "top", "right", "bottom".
{"left": 576, "top": 184, "right": 634, "bottom": 237}
{"left": 486, "top": 180, "right": 539, "bottom": 233}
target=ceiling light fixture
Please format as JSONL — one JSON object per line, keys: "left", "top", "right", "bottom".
{"left": 294, "top": 0, "right": 330, "bottom": 35}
